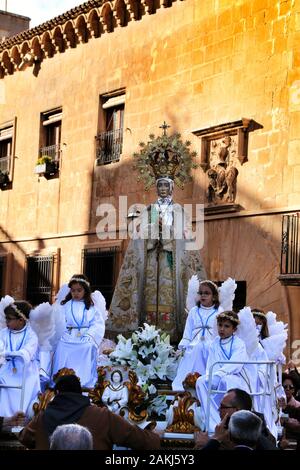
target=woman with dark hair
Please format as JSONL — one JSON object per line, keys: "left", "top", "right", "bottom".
{"left": 51, "top": 275, "right": 105, "bottom": 388}
{"left": 281, "top": 373, "right": 300, "bottom": 437}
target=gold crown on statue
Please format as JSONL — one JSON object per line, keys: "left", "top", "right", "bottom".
{"left": 133, "top": 122, "right": 198, "bottom": 190}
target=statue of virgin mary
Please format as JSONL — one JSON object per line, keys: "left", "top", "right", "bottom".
{"left": 107, "top": 127, "right": 207, "bottom": 343}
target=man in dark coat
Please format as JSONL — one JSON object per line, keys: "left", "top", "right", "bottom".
{"left": 19, "top": 375, "right": 160, "bottom": 450}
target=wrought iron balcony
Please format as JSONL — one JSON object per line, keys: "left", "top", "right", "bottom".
{"left": 39, "top": 143, "right": 61, "bottom": 162}
{"left": 279, "top": 213, "right": 300, "bottom": 285}
{"left": 95, "top": 128, "right": 123, "bottom": 165}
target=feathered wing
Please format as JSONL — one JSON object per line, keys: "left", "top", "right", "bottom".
{"left": 91, "top": 290, "right": 108, "bottom": 322}
{"left": 236, "top": 306, "right": 259, "bottom": 356}
{"left": 29, "top": 302, "right": 55, "bottom": 351}
{"left": 0, "top": 295, "right": 15, "bottom": 329}
{"left": 48, "top": 301, "right": 66, "bottom": 351}
{"left": 55, "top": 283, "right": 70, "bottom": 304}
{"left": 185, "top": 275, "right": 199, "bottom": 312}
{"left": 261, "top": 311, "right": 288, "bottom": 362}
{"left": 218, "top": 277, "right": 237, "bottom": 311}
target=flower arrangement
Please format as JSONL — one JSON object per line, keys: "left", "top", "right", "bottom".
{"left": 108, "top": 323, "right": 180, "bottom": 417}
{"left": 36, "top": 155, "right": 53, "bottom": 165}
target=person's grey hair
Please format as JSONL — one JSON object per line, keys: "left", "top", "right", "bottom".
{"left": 228, "top": 410, "right": 262, "bottom": 447}
{"left": 50, "top": 424, "right": 93, "bottom": 450}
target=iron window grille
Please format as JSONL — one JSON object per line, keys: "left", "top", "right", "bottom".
{"left": 96, "top": 128, "right": 123, "bottom": 165}
{"left": 281, "top": 213, "right": 300, "bottom": 275}
{"left": 26, "top": 255, "right": 54, "bottom": 306}
{"left": 82, "top": 247, "right": 119, "bottom": 308}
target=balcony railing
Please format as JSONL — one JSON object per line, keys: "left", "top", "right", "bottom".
{"left": 95, "top": 128, "right": 123, "bottom": 165}
{"left": 39, "top": 143, "right": 61, "bottom": 162}
{"left": 0, "top": 155, "right": 10, "bottom": 173}
{"left": 281, "top": 213, "right": 300, "bottom": 275}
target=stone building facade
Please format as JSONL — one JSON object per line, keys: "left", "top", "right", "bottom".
{"left": 0, "top": 0, "right": 299, "bottom": 354}
{"left": 0, "top": 10, "right": 30, "bottom": 40}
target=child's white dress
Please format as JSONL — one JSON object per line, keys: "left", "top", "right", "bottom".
{"left": 52, "top": 299, "right": 105, "bottom": 387}
{"left": 0, "top": 324, "right": 40, "bottom": 417}
{"left": 195, "top": 334, "right": 249, "bottom": 433}
{"left": 172, "top": 305, "right": 221, "bottom": 390}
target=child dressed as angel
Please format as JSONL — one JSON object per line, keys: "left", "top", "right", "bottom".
{"left": 0, "top": 300, "right": 40, "bottom": 418}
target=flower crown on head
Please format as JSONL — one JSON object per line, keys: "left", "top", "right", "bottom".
{"left": 217, "top": 311, "right": 240, "bottom": 325}
{"left": 199, "top": 280, "right": 219, "bottom": 292}
{"left": 69, "top": 277, "right": 90, "bottom": 287}
{"left": 10, "top": 303, "right": 28, "bottom": 322}
{"left": 251, "top": 310, "right": 266, "bottom": 320}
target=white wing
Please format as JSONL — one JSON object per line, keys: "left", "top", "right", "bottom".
{"left": 218, "top": 277, "right": 237, "bottom": 311}
{"left": 48, "top": 301, "right": 66, "bottom": 350}
{"left": 0, "top": 295, "right": 15, "bottom": 329}
{"left": 261, "top": 334, "right": 287, "bottom": 362}
{"left": 266, "top": 311, "right": 287, "bottom": 336}
{"left": 91, "top": 290, "right": 108, "bottom": 322}
{"left": 185, "top": 275, "right": 199, "bottom": 312}
{"left": 237, "top": 306, "right": 259, "bottom": 356}
{"left": 261, "top": 311, "right": 288, "bottom": 361}
{"left": 29, "top": 302, "right": 55, "bottom": 351}
{"left": 55, "top": 283, "right": 70, "bottom": 304}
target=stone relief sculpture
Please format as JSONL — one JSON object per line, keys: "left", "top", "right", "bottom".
{"left": 207, "top": 135, "right": 239, "bottom": 204}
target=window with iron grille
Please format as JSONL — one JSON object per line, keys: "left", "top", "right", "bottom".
{"left": 281, "top": 213, "right": 300, "bottom": 275}
{"left": 39, "top": 108, "right": 62, "bottom": 169}
{"left": 216, "top": 280, "right": 247, "bottom": 312}
{"left": 0, "top": 120, "right": 15, "bottom": 187}
{"left": 96, "top": 91, "right": 125, "bottom": 165}
{"left": 82, "top": 247, "right": 118, "bottom": 308}
{"left": 0, "top": 257, "right": 5, "bottom": 297}
{"left": 26, "top": 255, "right": 54, "bottom": 306}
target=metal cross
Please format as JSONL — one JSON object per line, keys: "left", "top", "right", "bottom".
{"left": 159, "top": 121, "right": 171, "bottom": 136}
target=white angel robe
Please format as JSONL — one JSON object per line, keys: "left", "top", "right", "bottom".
{"left": 247, "top": 342, "right": 278, "bottom": 439}
{"left": 52, "top": 299, "right": 105, "bottom": 388}
{"left": 0, "top": 324, "right": 40, "bottom": 418}
{"left": 172, "top": 305, "right": 221, "bottom": 390}
{"left": 102, "top": 383, "right": 129, "bottom": 413}
{"left": 195, "top": 334, "right": 249, "bottom": 433}
{"left": 257, "top": 331, "right": 287, "bottom": 440}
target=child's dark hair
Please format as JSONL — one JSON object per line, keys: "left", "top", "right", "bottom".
{"left": 196, "top": 280, "right": 220, "bottom": 308}
{"left": 4, "top": 300, "right": 32, "bottom": 321}
{"left": 217, "top": 310, "right": 240, "bottom": 327}
{"left": 251, "top": 308, "right": 269, "bottom": 339}
{"left": 61, "top": 274, "right": 93, "bottom": 309}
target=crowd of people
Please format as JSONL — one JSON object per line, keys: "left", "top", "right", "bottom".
{"left": 0, "top": 269, "right": 299, "bottom": 450}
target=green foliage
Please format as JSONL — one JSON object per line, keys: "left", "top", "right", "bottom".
{"left": 36, "top": 155, "right": 52, "bottom": 165}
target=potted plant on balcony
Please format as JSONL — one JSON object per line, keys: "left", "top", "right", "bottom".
{"left": 34, "top": 155, "right": 58, "bottom": 176}
{"left": 0, "top": 170, "right": 10, "bottom": 187}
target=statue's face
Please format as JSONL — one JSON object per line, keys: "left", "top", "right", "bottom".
{"left": 157, "top": 180, "right": 171, "bottom": 198}
{"left": 112, "top": 372, "right": 122, "bottom": 384}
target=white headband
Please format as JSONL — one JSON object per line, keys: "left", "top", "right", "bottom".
{"left": 217, "top": 311, "right": 240, "bottom": 325}
{"left": 199, "top": 280, "right": 219, "bottom": 291}
{"left": 69, "top": 277, "right": 90, "bottom": 287}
